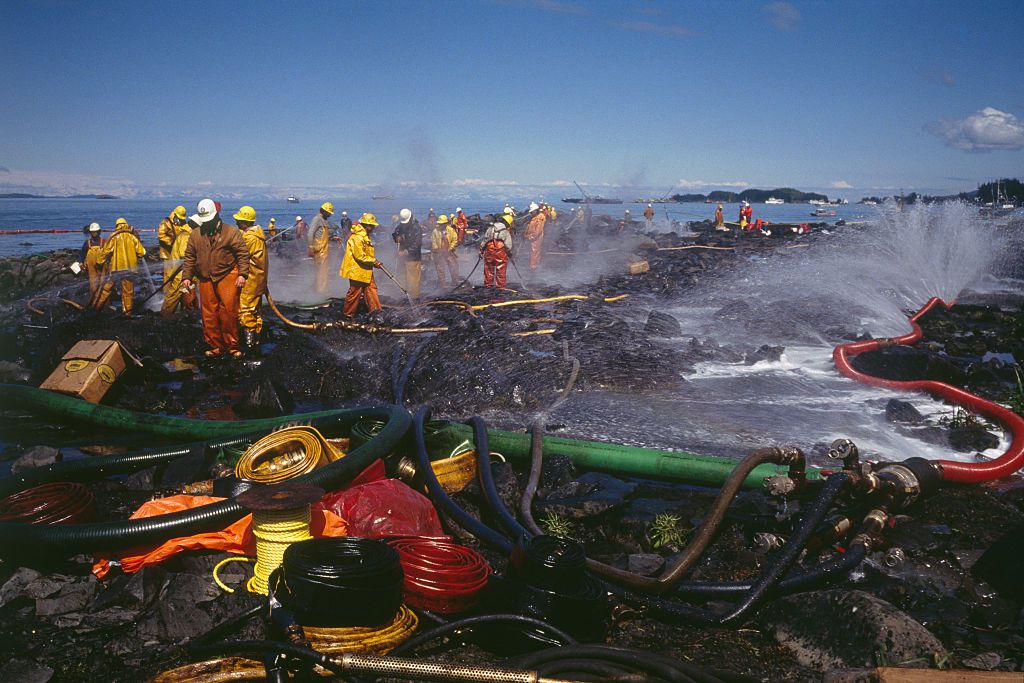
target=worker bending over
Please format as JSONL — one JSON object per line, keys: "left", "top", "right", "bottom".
{"left": 95, "top": 218, "right": 146, "bottom": 314}
{"left": 340, "top": 213, "right": 383, "bottom": 317}
{"left": 308, "top": 202, "right": 334, "bottom": 293}
{"left": 181, "top": 199, "right": 250, "bottom": 359}
{"left": 525, "top": 202, "right": 546, "bottom": 270}
{"left": 480, "top": 217, "right": 512, "bottom": 289}
{"left": 393, "top": 208, "right": 422, "bottom": 300}
{"left": 234, "top": 205, "right": 267, "bottom": 352}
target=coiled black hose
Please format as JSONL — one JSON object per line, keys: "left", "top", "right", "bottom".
{"left": 389, "top": 614, "right": 577, "bottom": 656}
{"left": 469, "top": 415, "right": 530, "bottom": 542}
{"left": 0, "top": 406, "right": 411, "bottom": 558}
{"left": 507, "top": 644, "right": 758, "bottom": 683}
{"left": 412, "top": 407, "right": 512, "bottom": 552}
{"left": 278, "top": 537, "right": 404, "bottom": 627}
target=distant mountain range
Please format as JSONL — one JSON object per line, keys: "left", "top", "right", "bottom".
{"left": 0, "top": 193, "right": 118, "bottom": 199}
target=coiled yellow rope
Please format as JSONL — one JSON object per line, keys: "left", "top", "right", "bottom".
{"left": 303, "top": 604, "right": 419, "bottom": 654}
{"left": 235, "top": 426, "right": 341, "bottom": 484}
{"left": 247, "top": 507, "right": 314, "bottom": 595}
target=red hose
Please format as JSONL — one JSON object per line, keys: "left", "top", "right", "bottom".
{"left": 387, "top": 538, "right": 491, "bottom": 614}
{"left": 0, "top": 482, "right": 95, "bottom": 525}
{"left": 833, "top": 296, "right": 1024, "bottom": 483}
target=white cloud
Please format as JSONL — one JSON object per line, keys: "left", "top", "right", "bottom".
{"left": 0, "top": 168, "right": 138, "bottom": 197}
{"left": 613, "top": 20, "right": 694, "bottom": 37}
{"left": 675, "top": 179, "right": 749, "bottom": 189}
{"left": 762, "top": 2, "right": 800, "bottom": 31}
{"left": 926, "top": 107, "right": 1024, "bottom": 152}
{"left": 451, "top": 178, "right": 520, "bottom": 187}
{"left": 830, "top": 180, "right": 853, "bottom": 189}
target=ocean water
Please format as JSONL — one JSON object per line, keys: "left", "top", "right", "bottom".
{"left": 0, "top": 197, "right": 877, "bottom": 258}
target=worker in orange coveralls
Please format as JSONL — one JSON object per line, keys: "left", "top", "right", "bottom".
{"left": 524, "top": 202, "right": 546, "bottom": 270}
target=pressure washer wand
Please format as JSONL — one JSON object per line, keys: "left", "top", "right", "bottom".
{"left": 376, "top": 263, "right": 413, "bottom": 305}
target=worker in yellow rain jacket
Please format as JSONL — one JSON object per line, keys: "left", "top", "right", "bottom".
{"left": 160, "top": 207, "right": 196, "bottom": 316}
{"left": 233, "top": 206, "right": 267, "bottom": 351}
{"left": 308, "top": 202, "right": 334, "bottom": 294}
{"left": 77, "top": 222, "right": 105, "bottom": 301}
{"left": 95, "top": 218, "right": 146, "bottom": 314}
{"left": 340, "top": 213, "right": 382, "bottom": 317}
{"left": 157, "top": 205, "right": 187, "bottom": 281}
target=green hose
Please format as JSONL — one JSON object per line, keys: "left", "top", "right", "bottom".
{"left": 0, "top": 384, "right": 352, "bottom": 440}
{"left": 427, "top": 424, "right": 821, "bottom": 490}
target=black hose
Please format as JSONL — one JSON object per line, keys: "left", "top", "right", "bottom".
{"left": 412, "top": 407, "right": 512, "bottom": 552}
{"left": 278, "top": 538, "right": 403, "bottom": 627}
{"left": 0, "top": 406, "right": 411, "bottom": 558}
{"left": 673, "top": 541, "right": 868, "bottom": 598}
{"left": 609, "top": 473, "right": 851, "bottom": 626}
{"left": 389, "top": 614, "right": 577, "bottom": 656}
{"left": 395, "top": 339, "right": 430, "bottom": 406}
{"left": 469, "top": 416, "right": 530, "bottom": 542}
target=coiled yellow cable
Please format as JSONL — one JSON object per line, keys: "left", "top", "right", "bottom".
{"left": 234, "top": 426, "right": 342, "bottom": 484}
{"left": 247, "top": 507, "right": 314, "bottom": 595}
{"left": 212, "top": 556, "right": 254, "bottom": 594}
{"left": 303, "top": 604, "right": 419, "bottom": 654}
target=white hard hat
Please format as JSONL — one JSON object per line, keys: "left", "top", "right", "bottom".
{"left": 88, "top": 222, "right": 101, "bottom": 232}
{"left": 342, "top": 211, "right": 348, "bottom": 216}
{"left": 456, "top": 207, "right": 462, "bottom": 212}
{"left": 190, "top": 198, "right": 218, "bottom": 225}
{"left": 648, "top": 203, "right": 652, "bottom": 207}
{"left": 529, "top": 202, "right": 539, "bottom": 212}
{"left": 295, "top": 215, "right": 302, "bottom": 221}
{"left": 504, "top": 206, "right": 513, "bottom": 215}
{"left": 399, "top": 208, "right": 413, "bottom": 224}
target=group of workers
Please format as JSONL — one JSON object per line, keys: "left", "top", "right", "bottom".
{"left": 72, "top": 198, "right": 572, "bottom": 359}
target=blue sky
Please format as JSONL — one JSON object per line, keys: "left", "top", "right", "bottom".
{"left": 1, "top": 0, "right": 1022, "bottom": 200}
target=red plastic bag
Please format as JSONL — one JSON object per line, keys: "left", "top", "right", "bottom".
{"left": 315, "top": 479, "right": 443, "bottom": 538}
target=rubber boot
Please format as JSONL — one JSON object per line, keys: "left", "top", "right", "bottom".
{"left": 243, "top": 329, "right": 260, "bottom": 355}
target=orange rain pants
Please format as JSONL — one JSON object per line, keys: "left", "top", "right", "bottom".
{"left": 343, "top": 276, "right": 381, "bottom": 317}
{"left": 198, "top": 268, "right": 240, "bottom": 354}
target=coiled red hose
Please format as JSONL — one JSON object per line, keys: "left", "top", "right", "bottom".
{"left": 833, "top": 296, "right": 1024, "bottom": 483}
{"left": 388, "top": 538, "right": 491, "bottom": 614}
{"left": 0, "top": 482, "right": 95, "bottom": 525}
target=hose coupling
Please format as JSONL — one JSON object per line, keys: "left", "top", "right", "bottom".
{"left": 875, "top": 464, "right": 922, "bottom": 509}
{"left": 827, "top": 438, "right": 860, "bottom": 469}
{"left": 753, "top": 532, "right": 784, "bottom": 553}
{"left": 877, "top": 338, "right": 897, "bottom": 349}
{"left": 883, "top": 547, "right": 906, "bottom": 570}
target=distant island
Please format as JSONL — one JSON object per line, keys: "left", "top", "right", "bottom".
{"left": 670, "top": 187, "right": 830, "bottom": 204}
{"left": 0, "top": 193, "right": 118, "bottom": 199}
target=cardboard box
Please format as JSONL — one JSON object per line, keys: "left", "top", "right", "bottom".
{"left": 40, "top": 340, "right": 135, "bottom": 404}
{"left": 628, "top": 259, "right": 650, "bottom": 275}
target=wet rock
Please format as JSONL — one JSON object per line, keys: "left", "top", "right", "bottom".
{"left": 124, "top": 466, "right": 156, "bottom": 491}
{"left": 885, "top": 398, "right": 924, "bottom": 424}
{"left": 539, "top": 454, "right": 576, "bottom": 491}
{"left": 490, "top": 461, "right": 522, "bottom": 515}
{"left": 35, "top": 577, "right": 97, "bottom": 616}
{"left": 627, "top": 553, "right": 664, "bottom": 576}
{"left": 232, "top": 368, "right": 295, "bottom": 417}
{"left": 0, "top": 567, "right": 42, "bottom": 607}
{"left": 644, "top": 310, "right": 682, "bottom": 337}
{"left": 535, "top": 472, "right": 636, "bottom": 520}
{"left": 91, "top": 566, "right": 165, "bottom": 611}
{"left": 0, "top": 360, "right": 31, "bottom": 383}
{"left": 763, "top": 589, "right": 947, "bottom": 671}
{"left": 948, "top": 424, "right": 1000, "bottom": 452}
{"left": 972, "top": 522, "right": 1024, "bottom": 604}
{"left": 852, "top": 346, "right": 967, "bottom": 385}
{"left": 11, "top": 445, "right": 61, "bottom": 474}
{"left": 0, "top": 658, "right": 53, "bottom": 683}
{"left": 746, "top": 344, "right": 784, "bottom": 364}
{"left": 962, "top": 652, "right": 1002, "bottom": 670}
{"left": 25, "top": 575, "right": 64, "bottom": 600}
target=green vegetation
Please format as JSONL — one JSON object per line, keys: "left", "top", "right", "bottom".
{"left": 939, "top": 406, "right": 990, "bottom": 430}
{"left": 1009, "top": 367, "right": 1024, "bottom": 417}
{"left": 670, "top": 187, "right": 830, "bottom": 204}
{"left": 648, "top": 513, "right": 689, "bottom": 550}
{"left": 540, "top": 512, "right": 574, "bottom": 539}
{"left": 977, "top": 178, "right": 1023, "bottom": 204}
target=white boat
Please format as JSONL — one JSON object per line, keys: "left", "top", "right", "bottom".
{"left": 812, "top": 207, "right": 837, "bottom": 217}
{"left": 287, "top": 196, "right": 299, "bottom": 203}
{"left": 765, "top": 197, "right": 784, "bottom": 205}
{"left": 809, "top": 199, "right": 826, "bottom": 205}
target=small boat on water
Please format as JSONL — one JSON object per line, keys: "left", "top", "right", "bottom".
{"left": 765, "top": 197, "right": 784, "bottom": 205}
{"left": 812, "top": 207, "right": 837, "bottom": 217}
{"left": 562, "top": 196, "right": 623, "bottom": 204}
{"left": 372, "top": 195, "right": 394, "bottom": 200}
{"left": 287, "top": 196, "right": 300, "bottom": 203}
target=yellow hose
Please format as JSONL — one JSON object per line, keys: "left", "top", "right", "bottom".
{"left": 247, "top": 507, "right": 313, "bottom": 595}
{"left": 303, "top": 604, "right": 419, "bottom": 654}
{"left": 510, "top": 328, "right": 556, "bottom": 337}
{"left": 234, "top": 426, "right": 340, "bottom": 484}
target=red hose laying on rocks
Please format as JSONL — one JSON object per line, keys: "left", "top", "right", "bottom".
{"left": 833, "top": 296, "right": 1024, "bottom": 484}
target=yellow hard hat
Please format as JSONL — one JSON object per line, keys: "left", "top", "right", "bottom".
{"left": 321, "top": 202, "right": 335, "bottom": 215}
{"left": 269, "top": 217, "right": 276, "bottom": 223}
{"left": 173, "top": 205, "right": 187, "bottom": 219}
{"left": 359, "top": 212, "right": 378, "bottom": 226}
{"left": 115, "top": 217, "right": 128, "bottom": 227}
{"left": 437, "top": 214, "right": 449, "bottom": 224}
{"left": 500, "top": 214, "right": 513, "bottom": 226}
{"left": 233, "top": 205, "right": 257, "bottom": 223}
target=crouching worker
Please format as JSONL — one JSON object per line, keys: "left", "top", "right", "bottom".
{"left": 340, "top": 212, "right": 383, "bottom": 318}
{"left": 480, "top": 218, "right": 512, "bottom": 289}
{"left": 95, "top": 218, "right": 145, "bottom": 314}
{"left": 180, "top": 199, "right": 250, "bottom": 359}
{"left": 234, "top": 205, "right": 267, "bottom": 353}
